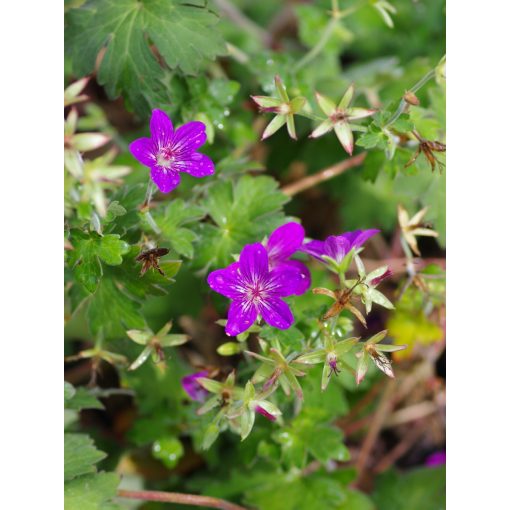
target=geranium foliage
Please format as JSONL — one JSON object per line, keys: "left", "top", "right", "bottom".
{"left": 65, "top": 0, "right": 445, "bottom": 508}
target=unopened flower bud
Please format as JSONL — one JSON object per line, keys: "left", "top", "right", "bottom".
{"left": 370, "top": 268, "right": 393, "bottom": 287}
{"left": 255, "top": 405, "right": 277, "bottom": 422}
{"left": 403, "top": 91, "right": 420, "bottom": 106}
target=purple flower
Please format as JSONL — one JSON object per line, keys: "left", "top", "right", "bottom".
{"left": 255, "top": 405, "right": 277, "bottom": 422}
{"left": 181, "top": 371, "right": 209, "bottom": 402}
{"left": 301, "top": 229, "right": 379, "bottom": 265}
{"left": 129, "top": 109, "right": 214, "bottom": 193}
{"left": 207, "top": 243, "right": 304, "bottom": 336}
{"left": 425, "top": 451, "right": 446, "bottom": 467}
{"left": 265, "top": 222, "right": 311, "bottom": 295}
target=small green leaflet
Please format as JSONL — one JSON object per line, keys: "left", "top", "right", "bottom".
{"left": 67, "top": 230, "right": 129, "bottom": 293}
{"left": 65, "top": 384, "right": 105, "bottom": 411}
{"left": 64, "top": 472, "right": 120, "bottom": 510}
{"left": 66, "top": 0, "right": 226, "bottom": 115}
{"left": 86, "top": 248, "right": 181, "bottom": 339}
{"left": 151, "top": 199, "right": 205, "bottom": 258}
{"left": 64, "top": 433, "right": 107, "bottom": 481}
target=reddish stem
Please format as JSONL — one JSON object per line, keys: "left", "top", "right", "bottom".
{"left": 281, "top": 152, "right": 367, "bottom": 196}
{"left": 117, "top": 489, "right": 249, "bottom": 510}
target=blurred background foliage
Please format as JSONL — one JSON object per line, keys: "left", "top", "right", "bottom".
{"left": 64, "top": 0, "right": 445, "bottom": 508}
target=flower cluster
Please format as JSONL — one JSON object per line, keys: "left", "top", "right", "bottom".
{"left": 301, "top": 228, "right": 379, "bottom": 272}
{"left": 126, "top": 108, "right": 405, "bottom": 448}
{"left": 208, "top": 223, "right": 310, "bottom": 336}
{"left": 252, "top": 77, "right": 376, "bottom": 154}
{"left": 208, "top": 225, "right": 383, "bottom": 336}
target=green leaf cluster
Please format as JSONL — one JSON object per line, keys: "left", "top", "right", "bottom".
{"left": 193, "top": 174, "right": 289, "bottom": 269}
{"left": 66, "top": 0, "right": 226, "bottom": 115}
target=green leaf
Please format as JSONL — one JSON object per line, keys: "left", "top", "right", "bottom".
{"left": 338, "top": 488, "right": 375, "bottom": 510}
{"left": 95, "top": 235, "right": 129, "bottom": 265}
{"left": 84, "top": 247, "right": 180, "bottom": 339}
{"left": 64, "top": 433, "right": 107, "bottom": 481}
{"left": 66, "top": 0, "right": 226, "bottom": 115}
{"left": 304, "top": 425, "right": 350, "bottom": 463}
{"left": 87, "top": 278, "right": 146, "bottom": 338}
{"left": 103, "top": 201, "right": 126, "bottom": 224}
{"left": 64, "top": 472, "right": 120, "bottom": 510}
{"left": 356, "top": 129, "right": 386, "bottom": 149}
{"left": 392, "top": 114, "right": 414, "bottom": 133}
{"left": 67, "top": 230, "right": 129, "bottom": 293}
{"left": 373, "top": 467, "right": 445, "bottom": 510}
{"left": 65, "top": 387, "right": 105, "bottom": 411}
{"left": 153, "top": 199, "right": 204, "bottom": 258}
{"left": 194, "top": 175, "right": 289, "bottom": 269}
{"left": 65, "top": 381, "right": 76, "bottom": 402}
{"left": 244, "top": 472, "right": 347, "bottom": 510}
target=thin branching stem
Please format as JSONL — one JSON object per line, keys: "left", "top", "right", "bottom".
{"left": 385, "top": 69, "right": 436, "bottom": 127}
{"left": 282, "top": 152, "right": 367, "bottom": 196}
{"left": 294, "top": 16, "right": 338, "bottom": 72}
{"left": 117, "top": 489, "right": 249, "bottom": 510}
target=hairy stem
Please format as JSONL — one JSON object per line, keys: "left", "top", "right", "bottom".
{"left": 281, "top": 152, "right": 366, "bottom": 196}
{"left": 385, "top": 69, "right": 436, "bottom": 127}
{"left": 294, "top": 16, "right": 338, "bottom": 72}
{"left": 117, "top": 489, "right": 249, "bottom": 510}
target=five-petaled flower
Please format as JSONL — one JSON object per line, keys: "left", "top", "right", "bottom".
{"left": 265, "top": 222, "right": 311, "bottom": 295}
{"left": 251, "top": 75, "right": 306, "bottom": 140}
{"left": 181, "top": 371, "right": 209, "bottom": 402}
{"left": 207, "top": 243, "right": 304, "bottom": 336}
{"left": 398, "top": 204, "right": 438, "bottom": 256}
{"left": 129, "top": 109, "right": 214, "bottom": 193}
{"left": 301, "top": 229, "right": 379, "bottom": 271}
{"left": 310, "top": 84, "right": 376, "bottom": 155}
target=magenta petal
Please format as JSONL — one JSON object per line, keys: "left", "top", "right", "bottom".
{"left": 239, "top": 243, "right": 269, "bottom": 283}
{"left": 171, "top": 121, "right": 207, "bottom": 156}
{"left": 150, "top": 166, "right": 181, "bottom": 193}
{"left": 174, "top": 152, "right": 215, "bottom": 178}
{"left": 267, "top": 222, "right": 305, "bottom": 263}
{"left": 280, "top": 260, "right": 311, "bottom": 295}
{"left": 324, "top": 236, "right": 350, "bottom": 262}
{"left": 341, "top": 229, "right": 380, "bottom": 249}
{"left": 352, "top": 229, "right": 379, "bottom": 248}
{"left": 268, "top": 263, "right": 309, "bottom": 297}
{"left": 226, "top": 300, "right": 257, "bottom": 336}
{"left": 129, "top": 137, "right": 156, "bottom": 167}
{"left": 181, "top": 371, "right": 209, "bottom": 401}
{"left": 425, "top": 451, "right": 446, "bottom": 467}
{"left": 259, "top": 297, "right": 293, "bottom": 330}
{"left": 150, "top": 109, "right": 174, "bottom": 149}
{"left": 300, "top": 240, "right": 326, "bottom": 260}
{"left": 207, "top": 263, "right": 242, "bottom": 299}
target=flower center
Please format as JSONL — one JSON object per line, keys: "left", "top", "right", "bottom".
{"left": 246, "top": 283, "right": 266, "bottom": 304}
{"left": 330, "top": 110, "right": 347, "bottom": 123}
{"left": 157, "top": 147, "right": 175, "bottom": 168}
